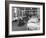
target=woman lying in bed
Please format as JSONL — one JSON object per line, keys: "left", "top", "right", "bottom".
{"left": 27, "top": 15, "right": 40, "bottom": 30}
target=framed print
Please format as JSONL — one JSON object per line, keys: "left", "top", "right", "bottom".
{"left": 5, "top": 1, "right": 45, "bottom": 37}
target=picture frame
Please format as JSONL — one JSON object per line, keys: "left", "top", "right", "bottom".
{"left": 5, "top": 1, "right": 45, "bottom": 37}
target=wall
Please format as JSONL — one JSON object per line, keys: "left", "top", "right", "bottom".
{"left": 0, "top": 0, "right": 46, "bottom": 38}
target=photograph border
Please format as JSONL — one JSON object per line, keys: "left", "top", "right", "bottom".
{"left": 5, "top": 1, "right": 45, "bottom": 37}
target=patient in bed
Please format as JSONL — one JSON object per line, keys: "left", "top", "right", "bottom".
{"left": 27, "top": 16, "right": 40, "bottom": 30}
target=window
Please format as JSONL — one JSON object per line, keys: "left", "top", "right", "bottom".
{"left": 13, "top": 7, "right": 40, "bottom": 18}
